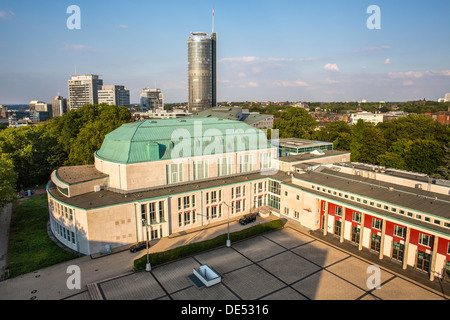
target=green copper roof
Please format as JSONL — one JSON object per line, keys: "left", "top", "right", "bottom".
{"left": 95, "top": 117, "right": 272, "bottom": 164}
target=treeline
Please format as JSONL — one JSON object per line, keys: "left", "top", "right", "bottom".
{"left": 274, "top": 108, "right": 450, "bottom": 179}
{"left": 0, "top": 104, "right": 131, "bottom": 206}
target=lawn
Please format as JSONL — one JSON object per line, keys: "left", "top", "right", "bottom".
{"left": 6, "top": 194, "right": 78, "bottom": 279}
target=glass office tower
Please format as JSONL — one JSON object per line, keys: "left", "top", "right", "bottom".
{"left": 187, "top": 32, "right": 217, "bottom": 113}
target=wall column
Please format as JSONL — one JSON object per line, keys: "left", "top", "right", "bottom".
{"left": 340, "top": 207, "right": 346, "bottom": 243}
{"left": 430, "top": 235, "right": 439, "bottom": 281}
{"left": 379, "top": 218, "right": 386, "bottom": 260}
{"left": 359, "top": 212, "right": 365, "bottom": 251}
{"left": 403, "top": 227, "right": 411, "bottom": 270}
{"left": 323, "top": 201, "right": 328, "bottom": 236}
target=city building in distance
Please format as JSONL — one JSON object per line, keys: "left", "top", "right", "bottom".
{"left": 46, "top": 117, "right": 450, "bottom": 281}
{"left": 51, "top": 96, "right": 68, "bottom": 117}
{"left": 187, "top": 14, "right": 217, "bottom": 113}
{"left": 140, "top": 88, "right": 164, "bottom": 112}
{"left": 68, "top": 74, "right": 103, "bottom": 111}
{"left": 98, "top": 85, "right": 130, "bottom": 108}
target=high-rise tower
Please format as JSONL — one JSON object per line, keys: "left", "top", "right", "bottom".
{"left": 187, "top": 9, "right": 217, "bottom": 113}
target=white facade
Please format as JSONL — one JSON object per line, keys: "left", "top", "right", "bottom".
{"left": 350, "top": 112, "right": 384, "bottom": 125}
{"left": 98, "top": 85, "right": 130, "bottom": 107}
{"left": 68, "top": 74, "right": 103, "bottom": 110}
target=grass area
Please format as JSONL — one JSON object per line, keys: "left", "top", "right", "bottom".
{"left": 134, "top": 219, "right": 285, "bottom": 271}
{"left": 6, "top": 194, "right": 78, "bottom": 279}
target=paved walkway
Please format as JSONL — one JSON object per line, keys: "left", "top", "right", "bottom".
{"left": 67, "top": 224, "right": 449, "bottom": 301}
{"left": 0, "top": 213, "right": 448, "bottom": 301}
{"left": 0, "top": 203, "right": 12, "bottom": 281}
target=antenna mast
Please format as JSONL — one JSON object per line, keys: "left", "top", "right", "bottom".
{"left": 212, "top": 6, "right": 215, "bottom": 33}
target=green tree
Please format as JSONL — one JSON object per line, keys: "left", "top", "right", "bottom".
{"left": 358, "top": 127, "right": 387, "bottom": 164}
{"left": 403, "top": 139, "right": 445, "bottom": 175}
{"left": 273, "top": 107, "right": 317, "bottom": 139}
{"left": 0, "top": 154, "right": 18, "bottom": 207}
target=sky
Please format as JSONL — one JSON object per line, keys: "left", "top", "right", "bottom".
{"left": 0, "top": 0, "right": 450, "bottom": 104}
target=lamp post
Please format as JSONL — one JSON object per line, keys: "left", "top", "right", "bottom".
{"left": 142, "top": 219, "right": 151, "bottom": 272}
{"left": 222, "top": 202, "right": 231, "bottom": 247}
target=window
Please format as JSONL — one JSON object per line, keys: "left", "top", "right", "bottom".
{"left": 194, "top": 159, "right": 209, "bottom": 180}
{"left": 159, "top": 201, "right": 164, "bottom": 221}
{"left": 169, "top": 163, "right": 183, "bottom": 184}
{"left": 418, "top": 233, "right": 432, "bottom": 247}
{"left": 294, "top": 211, "right": 300, "bottom": 219}
{"left": 218, "top": 157, "right": 232, "bottom": 176}
{"left": 192, "top": 195, "right": 196, "bottom": 207}
{"left": 335, "top": 206, "right": 343, "bottom": 217}
{"left": 236, "top": 187, "right": 241, "bottom": 198}
{"left": 334, "top": 220, "right": 341, "bottom": 236}
{"left": 372, "top": 218, "right": 382, "bottom": 230}
{"left": 416, "top": 251, "right": 431, "bottom": 272}
{"left": 269, "top": 180, "right": 280, "bottom": 195}
{"left": 352, "top": 212, "right": 361, "bottom": 223}
{"left": 211, "top": 191, "right": 217, "bottom": 203}
{"left": 211, "top": 206, "right": 218, "bottom": 218}
{"left": 394, "top": 225, "right": 406, "bottom": 238}
{"left": 149, "top": 202, "right": 156, "bottom": 223}
{"left": 183, "top": 196, "right": 190, "bottom": 209}
{"left": 351, "top": 226, "right": 360, "bottom": 244}
{"left": 370, "top": 233, "right": 381, "bottom": 252}
{"left": 392, "top": 242, "right": 404, "bottom": 262}
{"left": 260, "top": 152, "right": 273, "bottom": 170}
{"left": 240, "top": 154, "right": 253, "bottom": 173}
{"left": 184, "top": 211, "right": 190, "bottom": 225}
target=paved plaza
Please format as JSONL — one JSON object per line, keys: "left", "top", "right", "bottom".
{"left": 65, "top": 226, "right": 447, "bottom": 301}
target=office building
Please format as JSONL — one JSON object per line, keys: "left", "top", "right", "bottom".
{"left": 445, "top": 93, "right": 450, "bottom": 102}
{"left": 51, "top": 96, "right": 68, "bottom": 117}
{"left": 140, "top": 88, "right": 164, "bottom": 112}
{"left": 187, "top": 30, "right": 217, "bottom": 113}
{"left": 29, "top": 100, "right": 51, "bottom": 122}
{"left": 68, "top": 74, "right": 103, "bottom": 110}
{"left": 98, "top": 85, "right": 130, "bottom": 107}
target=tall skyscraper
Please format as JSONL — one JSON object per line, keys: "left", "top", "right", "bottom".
{"left": 140, "top": 88, "right": 164, "bottom": 112}
{"left": 68, "top": 74, "right": 103, "bottom": 110}
{"left": 98, "top": 85, "right": 130, "bottom": 107}
{"left": 51, "top": 96, "right": 67, "bottom": 117}
{"left": 187, "top": 10, "right": 217, "bottom": 113}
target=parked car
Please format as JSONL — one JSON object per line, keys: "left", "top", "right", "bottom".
{"left": 130, "top": 241, "right": 149, "bottom": 253}
{"left": 239, "top": 213, "right": 257, "bottom": 225}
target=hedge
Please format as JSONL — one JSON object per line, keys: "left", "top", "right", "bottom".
{"left": 134, "top": 219, "right": 284, "bottom": 271}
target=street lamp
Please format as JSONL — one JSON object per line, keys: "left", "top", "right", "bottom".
{"left": 142, "top": 219, "right": 151, "bottom": 272}
{"left": 222, "top": 202, "right": 231, "bottom": 247}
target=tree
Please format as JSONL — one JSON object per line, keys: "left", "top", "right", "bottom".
{"left": 357, "top": 127, "right": 387, "bottom": 164}
{"left": 403, "top": 139, "right": 445, "bottom": 175}
{"left": 0, "top": 154, "right": 18, "bottom": 207}
{"left": 273, "top": 107, "right": 317, "bottom": 139}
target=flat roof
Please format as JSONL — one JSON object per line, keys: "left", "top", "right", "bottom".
{"left": 279, "top": 150, "right": 350, "bottom": 163}
{"left": 278, "top": 138, "right": 333, "bottom": 149}
{"left": 48, "top": 171, "right": 289, "bottom": 210}
{"left": 293, "top": 168, "right": 450, "bottom": 219}
{"left": 56, "top": 165, "right": 108, "bottom": 185}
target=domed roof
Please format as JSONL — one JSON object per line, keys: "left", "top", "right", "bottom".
{"left": 95, "top": 117, "right": 271, "bottom": 164}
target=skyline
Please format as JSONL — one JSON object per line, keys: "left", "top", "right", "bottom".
{"left": 1, "top": 0, "right": 450, "bottom": 104}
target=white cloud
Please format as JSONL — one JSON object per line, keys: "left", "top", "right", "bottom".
{"left": 219, "top": 56, "right": 319, "bottom": 64}
{"left": 325, "top": 77, "right": 339, "bottom": 84}
{"left": 388, "top": 70, "right": 450, "bottom": 79}
{"left": 323, "top": 63, "right": 339, "bottom": 72}
{"left": 61, "top": 43, "right": 92, "bottom": 51}
{"left": 273, "top": 80, "right": 309, "bottom": 87}
{"left": 354, "top": 45, "right": 391, "bottom": 52}
{"left": 118, "top": 24, "right": 128, "bottom": 28}
{"left": 384, "top": 58, "right": 391, "bottom": 65}
{"left": 403, "top": 80, "right": 414, "bottom": 86}
{"left": 0, "top": 10, "right": 14, "bottom": 19}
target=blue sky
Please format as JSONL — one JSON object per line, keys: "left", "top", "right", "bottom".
{"left": 1, "top": 0, "right": 449, "bottom": 104}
